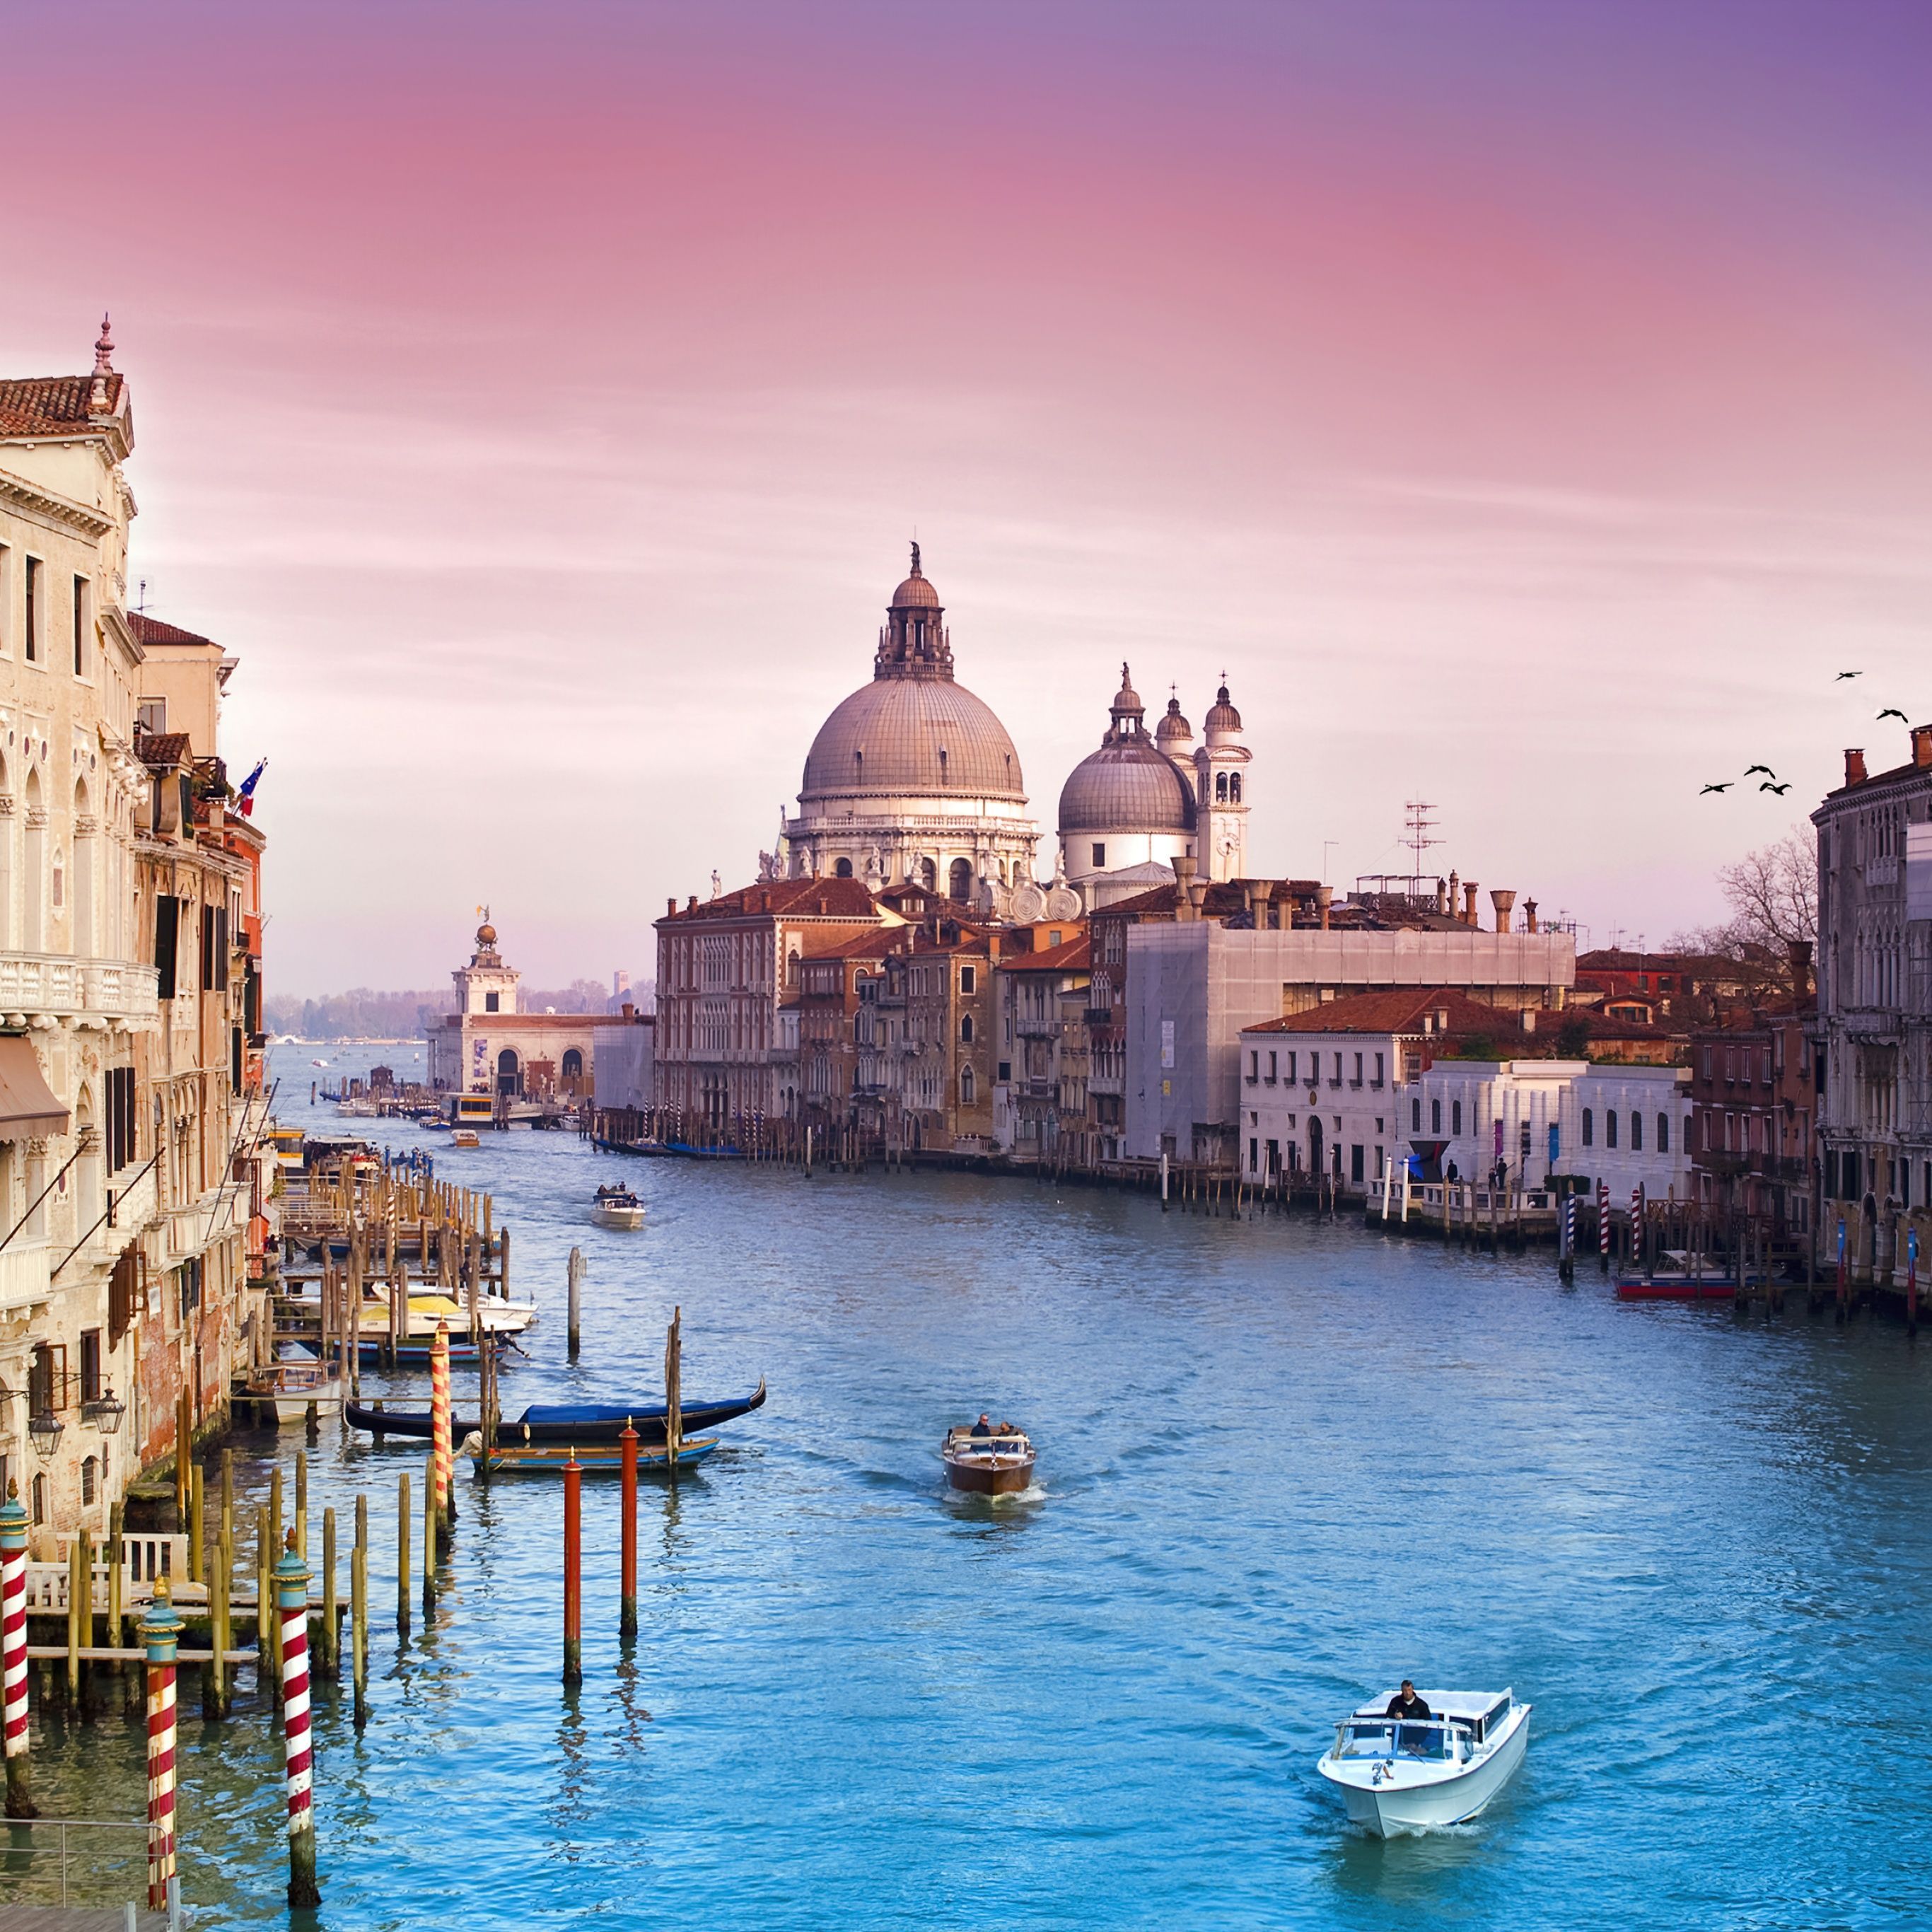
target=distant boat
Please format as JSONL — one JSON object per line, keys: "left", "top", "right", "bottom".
{"left": 592, "top": 1184, "right": 646, "bottom": 1230}
{"left": 941, "top": 1422, "right": 1035, "bottom": 1494}
{"left": 1317, "top": 1689, "right": 1531, "bottom": 1836}
{"left": 452, "top": 1129, "right": 481, "bottom": 1149}
{"left": 310, "top": 1058, "right": 329, "bottom": 1068}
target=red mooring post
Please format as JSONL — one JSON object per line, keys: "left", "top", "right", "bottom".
{"left": 277, "top": 1528, "right": 321, "bottom": 1909}
{"left": 1, "top": 1481, "right": 34, "bottom": 1819}
{"left": 563, "top": 1449, "right": 583, "bottom": 1686}
{"left": 619, "top": 1422, "right": 639, "bottom": 1639}
{"left": 141, "top": 1577, "right": 183, "bottom": 1909}
{"left": 431, "top": 1320, "right": 455, "bottom": 1542}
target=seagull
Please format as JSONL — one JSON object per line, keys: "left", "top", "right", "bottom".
{"left": 1836, "top": 670, "right": 1862, "bottom": 680}
{"left": 1760, "top": 781, "right": 1791, "bottom": 794}
{"left": 1700, "top": 782, "right": 1733, "bottom": 795}
{"left": 1878, "top": 707, "right": 1907, "bottom": 722}
{"left": 1743, "top": 764, "right": 1776, "bottom": 778}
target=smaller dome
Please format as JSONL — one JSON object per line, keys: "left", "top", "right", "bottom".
{"left": 1111, "top": 662, "right": 1144, "bottom": 716}
{"left": 892, "top": 572, "right": 940, "bottom": 610}
{"left": 1156, "top": 696, "right": 1191, "bottom": 743}
{"left": 1205, "top": 683, "right": 1242, "bottom": 732}
{"left": 1059, "top": 738, "right": 1194, "bottom": 834}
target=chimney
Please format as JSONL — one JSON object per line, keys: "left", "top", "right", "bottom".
{"left": 1172, "top": 854, "right": 1197, "bottom": 921}
{"left": 620, "top": 1001, "right": 635, "bottom": 1018}
{"left": 1845, "top": 747, "right": 1867, "bottom": 787}
{"left": 1913, "top": 724, "right": 1932, "bottom": 769}
{"left": 1316, "top": 884, "right": 1332, "bottom": 931}
{"left": 1490, "top": 888, "right": 1516, "bottom": 934}
{"left": 1462, "top": 881, "right": 1480, "bottom": 926}
{"left": 1435, "top": 877, "right": 1448, "bottom": 916}
{"left": 1523, "top": 897, "right": 1539, "bottom": 934}
{"left": 1789, "top": 938, "right": 1815, "bottom": 1013}
{"left": 686, "top": 895, "right": 697, "bottom": 912}
{"left": 1448, "top": 868, "right": 1460, "bottom": 916}
{"left": 1245, "top": 881, "right": 1269, "bottom": 926}
{"left": 667, "top": 897, "right": 677, "bottom": 917}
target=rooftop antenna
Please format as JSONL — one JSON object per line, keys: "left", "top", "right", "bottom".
{"left": 136, "top": 577, "right": 147, "bottom": 612}
{"left": 1402, "top": 800, "right": 1439, "bottom": 895}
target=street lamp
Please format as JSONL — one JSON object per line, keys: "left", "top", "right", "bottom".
{"left": 81, "top": 1384, "right": 124, "bottom": 1434}
{"left": 28, "top": 1409, "right": 63, "bottom": 1460}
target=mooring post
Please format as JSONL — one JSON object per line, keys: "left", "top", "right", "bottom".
{"left": 431, "top": 1322, "right": 455, "bottom": 1540}
{"left": 65, "top": 1532, "right": 82, "bottom": 1711}
{"left": 619, "top": 1421, "right": 639, "bottom": 1640}
{"left": 221, "top": 1449, "right": 234, "bottom": 1578}
{"left": 269, "top": 1468, "right": 284, "bottom": 1569}
{"left": 320, "top": 1508, "right": 339, "bottom": 1681}
{"left": 563, "top": 1448, "right": 583, "bottom": 1686}
{"left": 421, "top": 1452, "right": 438, "bottom": 1614}
{"left": 397, "top": 1473, "right": 412, "bottom": 1636}
{"left": 141, "top": 1577, "right": 182, "bottom": 1909}
{"left": 567, "top": 1249, "right": 583, "bottom": 1361}
{"left": 275, "top": 1532, "right": 322, "bottom": 1909}
{"left": 352, "top": 1491, "right": 369, "bottom": 1730}
{"left": 1, "top": 1481, "right": 35, "bottom": 1817}
{"left": 175, "top": 1390, "right": 192, "bottom": 1532}
{"left": 257, "top": 1504, "right": 277, "bottom": 1685}
{"left": 206, "top": 1545, "right": 230, "bottom": 1720}
{"left": 187, "top": 1462, "right": 204, "bottom": 1586}
{"left": 294, "top": 1450, "right": 308, "bottom": 1564}
{"left": 1160, "top": 1150, "right": 1169, "bottom": 1211}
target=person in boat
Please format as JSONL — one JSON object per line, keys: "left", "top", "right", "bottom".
{"left": 1385, "top": 1681, "right": 1431, "bottom": 1721}
{"left": 970, "top": 1413, "right": 993, "bottom": 1438}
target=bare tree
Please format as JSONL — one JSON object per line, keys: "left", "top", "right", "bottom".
{"left": 1672, "top": 825, "right": 1817, "bottom": 1004}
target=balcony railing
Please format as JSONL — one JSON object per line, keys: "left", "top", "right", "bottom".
{"left": 0, "top": 1242, "right": 51, "bottom": 1315}
{"left": 0, "top": 953, "right": 160, "bottom": 1023}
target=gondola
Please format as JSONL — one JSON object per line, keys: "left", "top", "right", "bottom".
{"left": 345, "top": 1378, "right": 766, "bottom": 1445}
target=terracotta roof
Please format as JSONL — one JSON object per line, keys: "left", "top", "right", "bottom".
{"left": 136, "top": 730, "right": 192, "bottom": 769}
{"left": 0, "top": 374, "right": 126, "bottom": 437}
{"left": 1243, "top": 988, "right": 1515, "bottom": 1037}
{"left": 1001, "top": 935, "right": 1090, "bottom": 972}
{"left": 129, "top": 612, "right": 219, "bottom": 649}
{"left": 658, "top": 878, "right": 880, "bottom": 924}
{"left": 804, "top": 930, "right": 908, "bottom": 962}
{"left": 1096, "top": 878, "right": 1322, "bottom": 921}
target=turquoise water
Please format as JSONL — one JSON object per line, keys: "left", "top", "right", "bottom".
{"left": 11, "top": 1044, "right": 1932, "bottom": 1928}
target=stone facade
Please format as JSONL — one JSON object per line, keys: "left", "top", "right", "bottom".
{"left": 423, "top": 918, "right": 598, "bottom": 1100}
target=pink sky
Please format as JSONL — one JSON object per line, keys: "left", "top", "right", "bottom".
{"left": 6, "top": 1, "right": 1931, "bottom": 991}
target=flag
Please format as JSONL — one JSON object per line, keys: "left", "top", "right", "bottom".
{"left": 235, "top": 757, "right": 267, "bottom": 817}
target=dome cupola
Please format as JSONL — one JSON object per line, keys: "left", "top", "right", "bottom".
{"left": 1204, "top": 680, "right": 1243, "bottom": 741}
{"left": 1156, "top": 693, "right": 1192, "bottom": 747}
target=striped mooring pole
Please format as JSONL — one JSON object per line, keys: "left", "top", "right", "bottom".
{"left": 431, "top": 1320, "right": 455, "bottom": 1539}
{"left": 1598, "top": 1180, "right": 1610, "bottom": 1269}
{"left": 1631, "top": 1184, "right": 1644, "bottom": 1272}
{"left": 1, "top": 1479, "right": 34, "bottom": 1819}
{"left": 141, "top": 1576, "right": 183, "bottom": 1908}
{"left": 563, "top": 1448, "right": 583, "bottom": 1687}
{"left": 619, "top": 1422, "right": 639, "bottom": 1639}
{"left": 277, "top": 1529, "right": 321, "bottom": 1909}
{"left": 1559, "top": 1194, "right": 1576, "bottom": 1283}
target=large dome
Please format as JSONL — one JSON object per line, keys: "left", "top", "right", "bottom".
{"left": 1058, "top": 738, "right": 1194, "bottom": 834}
{"left": 802, "top": 677, "right": 1025, "bottom": 803}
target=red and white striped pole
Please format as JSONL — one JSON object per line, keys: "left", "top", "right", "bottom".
{"left": 1, "top": 1480, "right": 35, "bottom": 1819}
{"left": 276, "top": 1528, "right": 321, "bottom": 1908}
{"left": 431, "top": 1320, "right": 455, "bottom": 1541}
{"left": 1598, "top": 1180, "right": 1610, "bottom": 1270}
{"left": 140, "top": 1576, "right": 183, "bottom": 1908}
{"left": 1631, "top": 1183, "right": 1644, "bottom": 1272}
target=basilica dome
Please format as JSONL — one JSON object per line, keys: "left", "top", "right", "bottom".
{"left": 1058, "top": 736, "right": 1194, "bottom": 834}
{"left": 802, "top": 677, "right": 1025, "bottom": 802}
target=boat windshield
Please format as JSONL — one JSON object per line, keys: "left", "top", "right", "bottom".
{"left": 1336, "top": 1720, "right": 1457, "bottom": 1762}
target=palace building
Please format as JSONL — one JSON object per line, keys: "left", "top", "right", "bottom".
{"left": 424, "top": 915, "right": 597, "bottom": 1102}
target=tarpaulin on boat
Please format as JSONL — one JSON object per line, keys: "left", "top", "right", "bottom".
{"left": 0, "top": 1036, "right": 67, "bottom": 1140}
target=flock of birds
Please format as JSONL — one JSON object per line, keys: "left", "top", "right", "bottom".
{"left": 1701, "top": 671, "right": 1910, "bottom": 797}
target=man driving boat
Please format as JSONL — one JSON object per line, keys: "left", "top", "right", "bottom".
{"left": 1385, "top": 1681, "right": 1431, "bottom": 1721}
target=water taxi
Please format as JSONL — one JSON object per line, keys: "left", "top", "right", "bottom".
{"left": 448, "top": 1093, "right": 495, "bottom": 1129}
{"left": 356, "top": 1289, "right": 537, "bottom": 1361}
{"left": 1317, "top": 1689, "right": 1531, "bottom": 1836}
{"left": 451, "top": 1128, "right": 482, "bottom": 1149}
{"left": 941, "top": 1421, "right": 1036, "bottom": 1494}
{"left": 591, "top": 1185, "right": 646, "bottom": 1230}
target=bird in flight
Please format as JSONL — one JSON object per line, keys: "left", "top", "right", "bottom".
{"left": 1836, "top": 670, "right": 1862, "bottom": 680}
{"left": 1760, "top": 781, "right": 1791, "bottom": 794}
{"left": 1878, "top": 706, "right": 1907, "bottom": 722}
{"left": 1744, "top": 764, "right": 1776, "bottom": 778}
{"left": 1701, "top": 782, "right": 1733, "bottom": 795}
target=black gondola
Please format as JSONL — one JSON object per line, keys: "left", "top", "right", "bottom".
{"left": 344, "top": 1378, "right": 766, "bottom": 1445}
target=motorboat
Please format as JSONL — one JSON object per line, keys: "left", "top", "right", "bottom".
{"left": 356, "top": 1289, "right": 538, "bottom": 1361}
{"left": 941, "top": 1422, "right": 1036, "bottom": 1495}
{"left": 238, "top": 1343, "right": 344, "bottom": 1426}
{"left": 345, "top": 1380, "right": 767, "bottom": 1445}
{"left": 591, "top": 1184, "right": 646, "bottom": 1230}
{"left": 462, "top": 1431, "right": 718, "bottom": 1477}
{"left": 1317, "top": 1689, "right": 1531, "bottom": 1836}
{"left": 451, "top": 1128, "right": 481, "bottom": 1149}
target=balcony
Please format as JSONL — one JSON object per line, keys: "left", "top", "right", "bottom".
{"left": 0, "top": 1242, "right": 51, "bottom": 1315}
{"left": 1016, "top": 1019, "right": 1058, "bottom": 1040}
{"left": 0, "top": 953, "right": 160, "bottom": 1025}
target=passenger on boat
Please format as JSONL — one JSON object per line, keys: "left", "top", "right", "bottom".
{"left": 970, "top": 1414, "right": 993, "bottom": 1437}
{"left": 1385, "top": 1682, "right": 1431, "bottom": 1721}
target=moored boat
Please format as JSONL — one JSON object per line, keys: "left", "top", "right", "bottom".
{"left": 941, "top": 1421, "right": 1035, "bottom": 1494}
{"left": 345, "top": 1379, "right": 767, "bottom": 1445}
{"left": 1317, "top": 1689, "right": 1531, "bottom": 1836}
{"left": 463, "top": 1431, "right": 718, "bottom": 1476}
{"left": 1616, "top": 1274, "right": 1739, "bottom": 1300}
{"left": 591, "top": 1184, "right": 646, "bottom": 1230}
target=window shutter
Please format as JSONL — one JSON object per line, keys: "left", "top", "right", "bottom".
{"left": 154, "top": 896, "right": 179, "bottom": 1001}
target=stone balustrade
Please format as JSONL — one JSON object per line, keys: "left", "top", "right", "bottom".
{"left": 0, "top": 950, "right": 161, "bottom": 1023}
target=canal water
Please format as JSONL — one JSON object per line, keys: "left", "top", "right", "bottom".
{"left": 14, "top": 1043, "right": 1932, "bottom": 1929}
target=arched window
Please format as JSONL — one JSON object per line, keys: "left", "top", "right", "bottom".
{"left": 960, "top": 1015, "right": 973, "bottom": 1044}
{"left": 31, "top": 1474, "right": 45, "bottom": 1525}
{"left": 948, "top": 858, "right": 973, "bottom": 903}
{"left": 1430, "top": 1098, "right": 1441, "bottom": 1134}
{"left": 81, "top": 1455, "right": 97, "bottom": 1506}
{"left": 23, "top": 767, "right": 43, "bottom": 950}
{"left": 1452, "top": 1100, "right": 1462, "bottom": 1135}
{"left": 1630, "top": 1112, "right": 1643, "bottom": 1151}
{"left": 1215, "top": 772, "right": 1228, "bottom": 802}
{"left": 919, "top": 859, "right": 936, "bottom": 892}
{"left": 561, "top": 1048, "right": 583, "bottom": 1079}
{"left": 496, "top": 1047, "right": 520, "bottom": 1098}
{"left": 834, "top": 857, "right": 854, "bottom": 879}
{"left": 71, "top": 778, "right": 93, "bottom": 958}
{"left": 960, "top": 1065, "right": 975, "bottom": 1106}
{"left": 1411, "top": 1098, "right": 1421, "bottom": 1131}
{"left": 1606, "top": 1110, "right": 1618, "bottom": 1149}
{"left": 1582, "top": 1108, "right": 1594, "bottom": 1146}
{"left": 1229, "top": 772, "right": 1241, "bottom": 802}
{"left": 1657, "top": 1112, "right": 1670, "bottom": 1153}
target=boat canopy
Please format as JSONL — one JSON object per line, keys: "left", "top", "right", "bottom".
{"left": 1352, "top": 1690, "right": 1511, "bottom": 1724}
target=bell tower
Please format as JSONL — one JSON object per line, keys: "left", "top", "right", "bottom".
{"left": 1194, "top": 678, "right": 1250, "bottom": 882}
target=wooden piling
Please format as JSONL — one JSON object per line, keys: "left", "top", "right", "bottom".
{"left": 568, "top": 1247, "right": 583, "bottom": 1360}
{"left": 204, "top": 1542, "right": 231, "bottom": 1719}
{"left": 421, "top": 1451, "right": 437, "bottom": 1614}
{"left": 175, "top": 1389, "right": 192, "bottom": 1531}
{"left": 321, "top": 1508, "right": 339, "bottom": 1680}
{"left": 295, "top": 1450, "right": 308, "bottom": 1564}
{"left": 269, "top": 1468, "right": 284, "bottom": 1569}
{"left": 562, "top": 1449, "right": 583, "bottom": 1686}
{"left": 187, "top": 1462, "right": 203, "bottom": 1586}
{"left": 397, "top": 1472, "right": 412, "bottom": 1635}
{"left": 619, "top": 1422, "right": 638, "bottom": 1639}
{"left": 106, "top": 1500, "right": 124, "bottom": 1649}
{"left": 221, "top": 1449, "right": 234, "bottom": 1578}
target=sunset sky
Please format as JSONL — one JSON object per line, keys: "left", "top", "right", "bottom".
{"left": 6, "top": 0, "right": 1931, "bottom": 992}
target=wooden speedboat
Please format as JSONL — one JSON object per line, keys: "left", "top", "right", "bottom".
{"left": 240, "top": 1345, "right": 344, "bottom": 1425}
{"left": 1318, "top": 1690, "right": 1530, "bottom": 1837}
{"left": 356, "top": 1289, "right": 538, "bottom": 1360}
{"left": 451, "top": 1129, "right": 481, "bottom": 1149}
{"left": 346, "top": 1380, "right": 766, "bottom": 1445}
{"left": 942, "top": 1423, "right": 1035, "bottom": 1494}
{"left": 591, "top": 1184, "right": 646, "bottom": 1230}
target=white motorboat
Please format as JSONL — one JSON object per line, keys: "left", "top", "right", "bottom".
{"left": 591, "top": 1185, "right": 646, "bottom": 1230}
{"left": 1317, "top": 1689, "right": 1530, "bottom": 1837}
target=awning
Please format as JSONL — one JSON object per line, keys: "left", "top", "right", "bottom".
{"left": 0, "top": 1036, "right": 68, "bottom": 1140}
